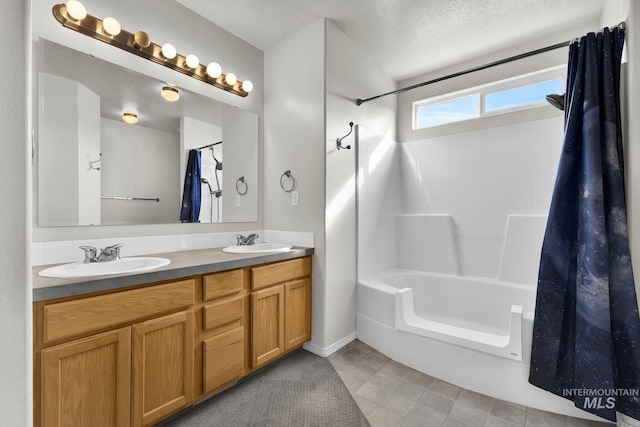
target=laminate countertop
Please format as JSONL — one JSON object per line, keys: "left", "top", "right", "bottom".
{"left": 32, "top": 246, "right": 314, "bottom": 302}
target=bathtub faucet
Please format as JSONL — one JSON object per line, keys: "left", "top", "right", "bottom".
{"left": 236, "top": 233, "right": 259, "bottom": 246}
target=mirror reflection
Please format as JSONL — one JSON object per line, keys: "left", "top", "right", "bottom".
{"left": 36, "top": 39, "right": 258, "bottom": 227}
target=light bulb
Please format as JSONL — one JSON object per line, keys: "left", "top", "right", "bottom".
{"left": 134, "top": 31, "right": 151, "bottom": 49}
{"left": 206, "top": 62, "right": 222, "bottom": 78}
{"left": 161, "top": 86, "right": 180, "bottom": 102}
{"left": 102, "top": 17, "right": 121, "bottom": 36}
{"left": 161, "top": 43, "right": 177, "bottom": 60}
{"left": 66, "top": 0, "right": 87, "bottom": 20}
{"left": 241, "top": 80, "right": 253, "bottom": 93}
{"left": 225, "top": 73, "right": 237, "bottom": 86}
{"left": 185, "top": 54, "right": 199, "bottom": 69}
{"left": 123, "top": 113, "right": 138, "bottom": 124}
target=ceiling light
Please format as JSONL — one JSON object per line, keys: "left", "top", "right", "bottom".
{"left": 102, "top": 17, "right": 121, "bottom": 36}
{"left": 225, "top": 73, "right": 237, "bottom": 86}
{"left": 123, "top": 113, "right": 138, "bottom": 124}
{"left": 161, "top": 43, "right": 176, "bottom": 60}
{"left": 185, "top": 54, "right": 199, "bottom": 69}
{"left": 65, "top": 0, "right": 86, "bottom": 21}
{"left": 161, "top": 86, "right": 180, "bottom": 102}
{"left": 241, "top": 80, "right": 253, "bottom": 93}
{"left": 206, "top": 62, "right": 222, "bottom": 78}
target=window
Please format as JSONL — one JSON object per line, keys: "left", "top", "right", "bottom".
{"left": 484, "top": 79, "right": 563, "bottom": 113}
{"left": 416, "top": 94, "right": 480, "bottom": 128}
{"left": 413, "top": 67, "right": 565, "bottom": 130}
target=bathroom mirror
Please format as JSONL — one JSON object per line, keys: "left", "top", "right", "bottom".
{"left": 36, "top": 39, "right": 258, "bottom": 226}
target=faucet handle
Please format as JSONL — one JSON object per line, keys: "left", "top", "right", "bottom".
{"left": 105, "top": 243, "right": 124, "bottom": 260}
{"left": 236, "top": 234, "right": 246, "bottom": 245}
{"left": 79, "top": 246, "right": 97, "bottom": 263}
{"left": 245, "top": 234, "right": 259, "bottom": 245}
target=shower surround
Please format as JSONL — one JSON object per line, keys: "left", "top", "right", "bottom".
{"left": 355, "top": 117, "right": 604, "bottom": 419}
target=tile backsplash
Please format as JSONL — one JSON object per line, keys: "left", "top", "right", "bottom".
{"left": 32, "top": 230, "right": 314, "bottom": 266}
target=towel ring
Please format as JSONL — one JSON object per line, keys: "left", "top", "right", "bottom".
{"left": 236, "top": 176, "right": 248, "bottom": 195}
{"left": 280, "top": 170, "right": 296, "bottom": 192}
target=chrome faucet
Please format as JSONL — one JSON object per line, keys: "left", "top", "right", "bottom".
{"left": 235, "top": 233, "right": 259, "bottom": 246}
{"left": 79, "top": 244, "right": 124, "bottom": 263}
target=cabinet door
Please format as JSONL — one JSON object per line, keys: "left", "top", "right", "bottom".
{"left": 132, "top": 310, "right": 194, "bottom": 427}
{"left": 284, "top": 278, "right": 311, "bottom": 350}
{"left": 40, "top": 327, "right": 131, "bottom": 427}
{"left": 251, "top": 285, "right": 284, "bottom": 368}
{"left": 203, "top": 327, "right": 244, "bottom": 394}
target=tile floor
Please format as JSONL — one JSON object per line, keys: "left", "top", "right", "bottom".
{"left": 327, "top": 340, "right": 614, "bottom": 427}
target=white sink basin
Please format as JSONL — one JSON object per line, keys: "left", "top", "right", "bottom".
{"left": 38, "top": 257, "right": 171, "bottom": 278}
{"left": 222, "top": 243, "right": 292, "bottom": 254}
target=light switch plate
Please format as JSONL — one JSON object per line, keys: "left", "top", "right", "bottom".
{"left": 291, "top": 191, "right": 299, "bottom": 206}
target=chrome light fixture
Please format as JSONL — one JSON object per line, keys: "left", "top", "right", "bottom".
{"left": 53, "top": 1, "right": 253, "bottom": 98}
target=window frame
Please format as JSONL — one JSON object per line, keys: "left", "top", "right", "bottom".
{"left": 412, "top": 66, "right": 566, "bottom": 131}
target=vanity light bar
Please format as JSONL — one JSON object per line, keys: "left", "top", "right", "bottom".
{"left": 52, "top": 3, "right": 252, "bottom": 98}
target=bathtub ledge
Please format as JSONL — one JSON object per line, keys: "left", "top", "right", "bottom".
{"left": 395, "top": 287, "right": 523, "bottom": 361}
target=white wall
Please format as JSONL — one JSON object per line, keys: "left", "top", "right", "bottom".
{"left": 222, "top": 107, "right": 259, "bottom": 222}
{"left": 325, "top": 21, "right": 396, "bottom": 348}
{"left": 76, "top": 83, "right": 101, "bottom": 225}
{"left": 621, "top": 1, "right": 640, "bottom": 301}
{"left": 101, "top": 118, "right": 179, "bottom": 225}
{"left": 1, "top": 0, "right": 30, "bottom": 424}
{"left": 38, "top": 73, "right": 80, "bottom": 225}
{"left": 38, "top": 73, "right": 100, "bottom": 226}
{"left": 32, "top": 0, "right": 264, "bottom": 242}
{"left": 264, "top": 19, "right": 396, "bottom": 354}
{"left": 264, "top": 20, "right": 327, "bottom": 350}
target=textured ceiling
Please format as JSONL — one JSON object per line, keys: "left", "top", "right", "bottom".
{"left": 177, "top": 0, "right": 606, "bottom": 81}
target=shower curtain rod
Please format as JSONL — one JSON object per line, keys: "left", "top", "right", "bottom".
{"left": 196, "top": 140, "right": 222, "bottom": 150}
{"left": 355, "top": 22, "right": 626, "bottom": 106}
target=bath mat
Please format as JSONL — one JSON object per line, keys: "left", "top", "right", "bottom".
{"left": 155, "top": 349, "right": 370, "bottom": 427}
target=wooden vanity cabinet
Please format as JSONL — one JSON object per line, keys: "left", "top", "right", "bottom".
{"left": 251, "top": 284, "right": 285, "bottom": 367}
{"left": 284, "top": 277, "right": 312, "bottom": 350}
{"left": 251, "top": 257, "right": 312, "bottom": 368}
{"left": 196, "top": 268, "right": 249, "bottom": 398}
{"left": 40, "top": 327, "right": 132, "bottom": 427}
{"left": 132, "top": 310, "right": 194, "bottom": 426}
{"left": 35, "top": 279, "right": 195, "bottom": 427}
{"left": 34, "top": 255, "right": 312, "bottom": 427}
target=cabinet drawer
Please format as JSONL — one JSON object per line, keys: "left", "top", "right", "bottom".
{"left": 203, "top": 327, "right": 244, "bottom": 394}
{"left": 251, "top": 257, "right": 311, "bottom": 290}
{"left": 43, "top": 279, "right": 195, "bottom": 343}
{"left": 203, "top": 269, "right": 244, "bottom": 301}
{"left": 203, "top": 295, "right": 244, "bottom": 334}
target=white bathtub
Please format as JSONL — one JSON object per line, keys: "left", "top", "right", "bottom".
{"left": 356, "top": 268, "right": 602, "bottom": 420}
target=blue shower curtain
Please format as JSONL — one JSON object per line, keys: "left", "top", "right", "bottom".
{"left": 529, "top": 26, "right": 640, "bottom": 422}
{"left": 180, "top": 149, "right": 202, "bottom": 223}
